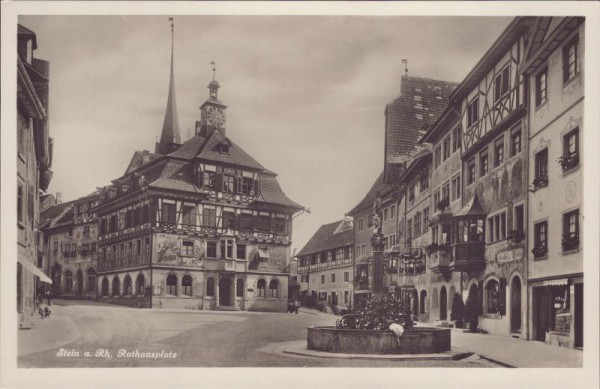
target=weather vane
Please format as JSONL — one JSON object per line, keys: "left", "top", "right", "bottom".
{"left": 210, "top": 61, "right": 216, "bottom": 81}
{"left": 402, "top": 59, "right": 408, "bottom": 76}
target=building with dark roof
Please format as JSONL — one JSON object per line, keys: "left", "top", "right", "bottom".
{"left": 93, "top": 22, "right": 302, "bottom": 312}
{"left": 40, "top": 190, "right": 103, "bottom": 300}
{"left": 17, "top": 24, "right": 54, "bottom": 329}
{"left": 296, "top": 219, "right": 354, "bottom": 309}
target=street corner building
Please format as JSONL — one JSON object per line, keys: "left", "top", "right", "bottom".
{"left": 88, "top": 30, "right": 303, "bottom": 312}
{"left": 296, "top": 219, "right": 354, "bottom": 311}
{"left": 16, "top": 24, "right": 54, "bottom": 328}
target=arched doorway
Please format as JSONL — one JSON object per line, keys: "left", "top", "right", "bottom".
{"left": 419, "top": 290, "right": 427, "bottom": 314}
{"left": 123, "top": 275, "right": 132, "bottom": 296}
{"left": 219, "top": 278, "right": 232, "bottom": 306}
{"left": 136, "top": 273, "right": 145, "bottom": 296}
{"left": 51, "top": 263, "right": 61, "bottom": 295}
{"left": 440, "top": 286, "right": 448, "bottom": 320}
{"left": 87, "top": 268, "right": 96, "bottom": 294}
{"left": 76, "top": 269, "right": 83, "bottom": 296}
{"left": 510, "top": 276, "right": 522, "bottom": 334}
{"left": 111, "top": 276, "right": 121, "bottom": 297}
{"left": 101, "top": 277, "right": 109, "bottom": 297}
{"left": 411, "top": 290, "right": 419, "bottom": 315}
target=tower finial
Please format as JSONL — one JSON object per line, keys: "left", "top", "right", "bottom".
{"left": 402, "top": 59, "right": 408, "bottom": 77}
{"left": 211, "top": 61, "right": 216, "bottom": 81}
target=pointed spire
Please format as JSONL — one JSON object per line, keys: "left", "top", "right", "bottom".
{"left": 156, "top": 17, "right": 181, "bottom": 155}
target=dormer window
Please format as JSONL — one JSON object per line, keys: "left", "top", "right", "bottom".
{"left": 218, "top": 143, "right": 230, "bottom": 154}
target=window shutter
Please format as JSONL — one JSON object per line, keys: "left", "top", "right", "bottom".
{"left": 498, "top": 278, "right": 507, "bottom": 316}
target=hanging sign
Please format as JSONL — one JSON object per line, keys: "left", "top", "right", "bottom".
{"left": 497, "top": 248, "right": 523, "bottom": 263}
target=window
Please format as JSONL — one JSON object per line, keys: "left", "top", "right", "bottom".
{"left": 442, "top": 182, "right": 450, "bottom": 204}
{"left": 201, "top": 168, "right": 218, "bottom": 190}
{"left": 486, "top": 280, "right": 500, "bottom": 314}
{"left": 65, "top": 270, "right": 73, "bottom": 293}
{"left": 494, "top": 65, "right": 510, "bottom": 103}
{"left": 256, "top": 214, "right": 271, "bottom": 233}
{"left": 320, "top": 253, "right": 326, "bottom": 264}
{"left": 414, "top": 212, "right": 422, "bottom": 238}
{"left": 273, "top": 217, "right": 286, "bottom": 235}
{"left": 423, "top": 208, "right": 429, "bottom": 234}
{"left": 145, "top": 238, "right": 151, "bottom": 255}
{"left": 257, "top": 279, "right": 266, "bottom": 297}
{"left": 479, "top": 149, "right": 489, "bottom": 176}
{"left": 452, "top": 126, "right": 461, "bottom": 152}
{"left": 514, "top": 204, "right": 524, "bottom": 233}
{"left": 220, "top": 239, "right": 234, "bottom": 259}
{"left": 407, "top": 219, "right": 412, "bottom": 241}
{"left": 420, "top": 172, "right": 429, "bottom": 191}
{"left": 238, "top": 213, "right": 253, "bottom": 231}
{"left": 511, "top": 127, "right": 522, "bottom": 156}
{"left": 269, "top": 279, "right": 279, "bottom": 297}
{"left": 433, "top": 190, "right": 440, "bottom": 209}
{"left": 321, "top": 275, "right": 325, "bottom": 284}
{"left": 223, "top": 175, "right": 236, "bottom": 193}
{"left": 206, "top": 277, "right": 215, "bottom": 296}
{"left": 442, "top": 135, "right": 451, "bottom": 161}
{"left": 408, "top": 184, "right": 415, "bottom": 203}
{"left": 161, "top": 203, "right": 176, "bottom": 224}
{"left": 239, "top": 176, "right": 256, "bottom": 195}
{"left": 487, "top": 212, "right": 506, "bottom": 242}
{"left": 562, "top": 128, "right": 579, "bottom": 171}
{"left": 390, "top": 205, "right": 396, "bottom": 220}
{"left": 345, "top": 291, "right": 349, "bottom": 304}
{"left": 203, "top": 208, "right": 217, "bottom": 227}
{"left": 236, "top": 244, "right": 246, "bottom": 260}
{"left": 83, "top": 225, "right": 90, "bottom": 235}
{"left": 331, "top": 273, "right": 336, "bottom": 283}
{"left": 467, "top": 97, "right": 479, "bottom": 128}
{"left": 182, "top": 240, "right": 194, "bottom": 256}
{"left": 182, "top": 275, "right": 192, "bottom": 296}
{"left": 135, "top": 240, "right": 141, "bottom": 256}
{"left": 467, "top": 157, "right": 476, "bottom": 185}
{"left": 182, "top": 205, "right": 196, "bottom": 226}
{"left": 494, "top": 136, "right": 504, "bottom": 168}
{"left": 451, "top": 174, "right": 461, "bottom": 201}
{"left": 17, "top": 185, "right": 23, "bottom": 223}
{"left": 358, "top": 218, "right": 364, "bottom": 232}
{"left": 563, "top": 209, "right": 580, "bottom": 251}
{"left": 533, "top": 221, "right": 548, "bottom": 258}
{"left": 132, "top": 208, "right": 140, "bottom": 226}
{"left": 383, "top": 208, "right": 389, "bottom": 222}
{"left": 534, "top": 149, "right": 549, "bottom": 188}
{"left": 536, "top": 68, "right": 548, "bottom": 107}
{"left": 344, "top": 271, "right": 349, "bottom": 282}
{"left": 236, "top": 279, "right": 244, "bottom": 297}
{"left": 222, "top": 211, "right": 236, "bottom": 229}
{"left": 206, "top": 241, "right": 217, "bottom": 258}
{"left": 563, "top": 34, "right": 579, "bottom": 83}
{"left": 434, "top": 145, "right": 442, "bottom": 168}
{"left": 166, "top": 274, "right": 177, "bottom": 295}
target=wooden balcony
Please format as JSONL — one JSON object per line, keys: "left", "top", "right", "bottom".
{"left": 452, "top": 241, "right": 485, "bottom": 271}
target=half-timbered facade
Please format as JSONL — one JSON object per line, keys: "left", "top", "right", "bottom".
{"left": 93, "top": 51, "right": 302, "bottom": 311}
{"left": 521, "top": 16, "right": 585, "bottom": 349}
{"left": 296, "top": 219, "right": 354, "bottom": 310}
{"left": 455, "top": 17, "right": 533, "bottom": 338}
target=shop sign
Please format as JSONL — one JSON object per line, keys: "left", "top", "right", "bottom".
{"left": 497, "top": 248, "right": 523, "bottom": 263}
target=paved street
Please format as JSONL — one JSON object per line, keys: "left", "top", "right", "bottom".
{"left": 18, "top": 300, "right": 494, "bottom": 368}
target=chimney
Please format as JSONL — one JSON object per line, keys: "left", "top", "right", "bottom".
{"left": 142, "top": 150, "right": 150, "bottom": 164}
{"left": 56, "top": 192, "right": 62, "bottom": 204}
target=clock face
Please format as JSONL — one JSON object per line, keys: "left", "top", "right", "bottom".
{"left": 206, "top": 106, "right": 225, "bottom": 127}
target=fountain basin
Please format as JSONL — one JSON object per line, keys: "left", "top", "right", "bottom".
{"left": 307, "top": 326, "right": 451, "bottom": 354}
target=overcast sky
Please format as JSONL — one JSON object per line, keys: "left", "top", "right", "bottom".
{"left": 20, "top": 15, "right": 512, "bottom": 253}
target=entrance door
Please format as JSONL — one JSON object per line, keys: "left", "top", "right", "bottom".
{"left": 510, "top": 277, "right": 522, "bottom": 333}
{"left": 219, "top": 278, "right": 231, "bottom": 306}
{"left": 533, "top": 287, "right": 550, "bottom": 341}
{"left": 574, "top": 283, "right": 583, "bottom": 348}
{"left": 440, "top": 286, "right": 447, "bottom": 320}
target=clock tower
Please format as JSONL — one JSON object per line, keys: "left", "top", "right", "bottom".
{"left": 196, "top": 64, "right": 227, "bottom": 138}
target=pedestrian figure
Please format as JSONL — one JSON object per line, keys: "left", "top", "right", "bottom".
{"left": 294, "top": 301, "right": 299, "bottom": 314}
{"left": 46, "top": 290, "right": 51, "bottom": 305}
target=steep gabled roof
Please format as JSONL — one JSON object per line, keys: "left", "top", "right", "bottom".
{"left": 147, "top": 160, "right": 198, "bottom": 194}
{"left": 39, "top": 202, "right": 71, "bottom": 229}
{"left": 125, "top": 150, "right": 162, "bottom": 174}
{"left": 254, "top": 173, "right": 302, "bottom": 210}
{"left": 197, "top": 131, "right": 265, "bottom": 170}
{"left": 347, "top": 171, "right": 393, "bottom": 216}
{"left": 296, "top": 220, "right": 354, "bottom": 257}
